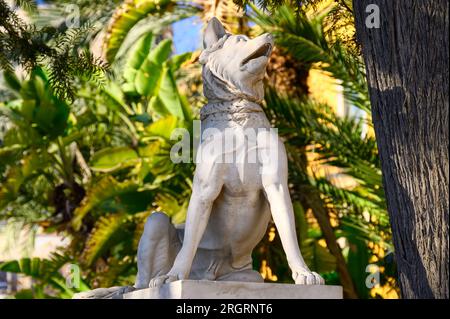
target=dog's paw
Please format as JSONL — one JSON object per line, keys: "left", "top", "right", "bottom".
{"left": 148, "top": 274, "right": 178, "bottom": 288}
{"left": 292, "top": 269, "right": 325, "bottom": 285}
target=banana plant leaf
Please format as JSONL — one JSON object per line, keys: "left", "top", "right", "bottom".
{"left": 105, "top": 0, "right": 174, "bottom": 63}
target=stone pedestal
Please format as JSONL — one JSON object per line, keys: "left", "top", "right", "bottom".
{"left": 123, "top": 280, "right": 343, "bottom": 299}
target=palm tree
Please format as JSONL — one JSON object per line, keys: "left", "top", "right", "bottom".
{"left": 250, "top": 3, "right": 395, "bottom": 298}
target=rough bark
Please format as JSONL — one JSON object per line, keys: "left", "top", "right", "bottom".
{"left": 353, "top": 0, "right": 449, "bottom": 298}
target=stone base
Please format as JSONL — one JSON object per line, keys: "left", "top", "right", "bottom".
{"left": 123, "top": 280, "right": 343, "bottom": 299}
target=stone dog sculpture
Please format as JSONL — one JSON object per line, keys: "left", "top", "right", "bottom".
{"left": 74, "top": 17, "right": 323, "bottom": 299}
{"left": 137, "top": 17, "right": 324, "bottom": 288}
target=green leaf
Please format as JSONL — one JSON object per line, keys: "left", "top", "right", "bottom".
{"left": 301, "top": 240, "right": 337, "bottom": 273}
{"left": 154, "top": 193, "right": 188, "bottom": 224}
{"left": 90, "top": 147, "right": 139, "bottom": 172}
{"left": 134, "top": 39, "right": 172, "bottom": 97}
{"left": 1, "top": 257, "right": 53, "bottom": 279}
{"left": 0, "top": 254, "right": 87, "bottom": 298}
{"left": 18, "top": 68, "right": 70, "bottom": 137}
{"left": 102, "top": 82, "right": 134, "bottom": 115}
{"left": 145, "top": 115, "right": 178, "bottom": 139}
{"left": 135, "top": 60, "right": 163, "bottom": 96}
{"left": 105, "top": 0, "right": 173, "bottom": 63}
{"left": 147, "top": 95, "right": 169, "bottom": 116}
{"left": 157, "top": 65, "right": 184, "bottom": 119}
{"left": 123, "top": 32, "right": 154, "bottom": 84}
{"left": 81, "top": 213, "right": 127, "bottom": 267}
{"left": 0, "top": 144, "right": 23, "bottom": 165}
{"left": 168, "top": 52, "right": 191, "bottom": 73}
{"left": 3, "top": 71, "right": 21, "bottom": 92}
{"left": 72, "top": 176, "right": 139, "bottom": 230}
{"left": 0, "top": 150, "right": 50, "bottom": 210}
{"left": 293, "top": 201, "right": 308, "bottom": 244}
{"left": 148, "top": 38, "right": 172, "bottom": 65}
{"left": 347, "top": 236, "right": 370, "bottom": 298}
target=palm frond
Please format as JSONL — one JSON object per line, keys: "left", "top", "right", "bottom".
{"left": 251, "top": 3, "right": 370, "bottom": 111}
{"left": 0, "top": 254, "right": 86, "bottom": 298}
{"left": 104, "top": 0, "right": 175, "bottom": 63}
{"left": 81, "top": 213, "right": 128, "bottom": 267}
{"left": 13, "top": 0, "right": 37, "bottom": 12}
{"left": 71, "top": 176, "right": 139, "bottom": 231}
{"left": 263, "top": 89, "right": 390, "bottom": 266}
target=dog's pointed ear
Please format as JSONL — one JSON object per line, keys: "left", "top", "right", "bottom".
{"left": 203, "top": 17, "right": 226, "bottom": 49}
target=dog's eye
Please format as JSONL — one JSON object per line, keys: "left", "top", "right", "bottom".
{"left": 237, "top": 37, "right": 247, "bottom": 42}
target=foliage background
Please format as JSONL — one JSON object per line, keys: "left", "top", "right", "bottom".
{"left": 0, "top": 0, "right": 398, "bottom": 298}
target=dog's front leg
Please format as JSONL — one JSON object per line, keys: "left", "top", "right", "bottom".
{"left": 149, "top": 164, "right": 224, "bottom": 287}
{"left": 263, "top": 180, "right": 324, "bottom": 285}
{"left": 260, "top": 131, "right": 324, "bottom": 285}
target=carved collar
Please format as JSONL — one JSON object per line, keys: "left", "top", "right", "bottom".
{"left": 200, "top": 99, "right": 264, "bottom": 121}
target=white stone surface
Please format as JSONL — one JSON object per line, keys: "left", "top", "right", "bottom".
{"left": 135, "top": 17, "right": 324, "bottom": 290}
{"left": 124, "top": 280, "right": 342, "bottom": 299}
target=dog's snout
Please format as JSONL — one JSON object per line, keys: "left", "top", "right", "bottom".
{"left": 261, "top": 33, "right": 274, "bottom": 47}
{"left": 263, "top": 33, "right": 274, "bottom": 42}
{"left": 255, "top": 33, "right": 273, "bottom": 42}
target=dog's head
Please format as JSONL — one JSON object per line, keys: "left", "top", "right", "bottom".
{"left": 199, "top": 18, "right": 274, "bottom": 103}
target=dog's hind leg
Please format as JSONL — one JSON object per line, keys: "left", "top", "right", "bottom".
{"left": 134, "top": 212, "right": 181, "bottom": 289}
{"left": 73, "top": 214, "right": 179, "bottom": 299}
{"left": 148, "top": 161, "right": 226, "bottom": 287}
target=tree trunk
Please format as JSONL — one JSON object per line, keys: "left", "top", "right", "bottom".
{"left": 353, "top": 0, "right": 449, "bottom": 298}
{"left": 301, "top": 190, "right": 359, "bottom": 299}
